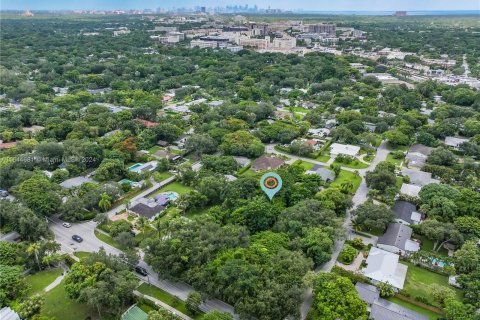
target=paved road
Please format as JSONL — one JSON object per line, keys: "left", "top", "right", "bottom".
{"left": 49, "top": 161, "right": 238, "bottom": 318}
{"left": 463, "top": 54, "right": 470, "bottom": 77}
{"left": 297, "top": 141, "right": 389, "bottom": 319}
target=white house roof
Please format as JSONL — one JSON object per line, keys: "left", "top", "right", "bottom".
{"left": 330, "top": 143, "right": 360, "bottom": 157}
{"left": 400, "top": 183, "right": 422, "bottom": 198}
{"left": 362, "top": 247, "right": 407, "bottom": 289}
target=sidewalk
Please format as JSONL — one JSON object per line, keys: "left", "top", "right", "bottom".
{"left": 133, "top": 290, "right": 192, "bottom": 320}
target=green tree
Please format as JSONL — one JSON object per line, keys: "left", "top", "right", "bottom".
{"left": 98, "top": 192, "right": 112, "bottom": 212}
{"left": 17, "top": 294, "right": 44, "bottom": 320}
{"left": 186, "top": 291, "right": 203, "bottom": 315}
{"left": 454, "top": 240, "right": 480, "bottom": 274}
{"left": 384, "top": 130, "right": 410, "bottom": 147}
{"left": 339, "top": 244, "right": 357, "bottom": 265}
{"left": 352, "top": 202, "right": 394, "bottom": 231}
{"left": 312, "top": 272, "right": 367, "bottom": 320}
{"left": 378, "top": 282, "right": 395, "bottom": 298}
{"left": 14, "top": 175, "right": 61, "bottom": 216}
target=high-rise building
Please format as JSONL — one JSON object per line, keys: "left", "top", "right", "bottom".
{"left": 305, "top": 23, "right": 336, "bottom": 36}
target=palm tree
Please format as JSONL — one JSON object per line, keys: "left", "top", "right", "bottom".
{"left": 137, "top": 216, "right": 149, "bottom": 236}
{"left": 27, "top": 242, "right": 41, "bottom": 270}
{"left": 98, "top": 192, "right": 112, "bottom": 212}
{"left": 340, "top": 182, "right": 354, "bottom": 193}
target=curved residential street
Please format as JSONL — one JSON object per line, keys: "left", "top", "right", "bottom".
{"left": 267, "top": 141, "right": 390, "bottom": 319}
{"left": 49, "top": 161, "right": 238, "bottom": 318}
{"left": 49, "top": 143, "right": 390, "bottom": 320}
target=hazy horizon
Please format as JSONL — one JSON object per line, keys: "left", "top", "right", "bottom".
{"left": 1, "top": 0, "right": 479, "bottom": 11}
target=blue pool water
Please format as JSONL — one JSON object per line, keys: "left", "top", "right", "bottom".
{"left": 430, "top": 258, "right": 446, "bottom": 268}
{"left": 128, "top": 163, "right": 142, "bottom": 171}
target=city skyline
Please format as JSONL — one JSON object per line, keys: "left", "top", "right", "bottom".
{"left": 1, "top": 0, "right": 479, "bottom": 11}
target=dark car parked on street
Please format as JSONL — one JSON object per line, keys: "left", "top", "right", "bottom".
{"left": 135, "top": 266, "right": 148, "bottom": 276}
{"left": 72, "top": 235, "right": 83, "bottom": 242}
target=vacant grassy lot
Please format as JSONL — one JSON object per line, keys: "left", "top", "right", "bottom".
{"left": 137, "top": 283, "right": 201, "bottom": 319}
{"left": 40, "top": 280, "right": 97, "bottom": 320}
{"left": 330, "top": 170, "right": 362, "bottom": 193}
{"left": 401, "top": 261, "right": 463, "bottom": 308}
{"left": 94, "top": 230, "right": 125, "bottom": 250}
{"left": 26, "top": 268, "right": 63, "bottom": 295}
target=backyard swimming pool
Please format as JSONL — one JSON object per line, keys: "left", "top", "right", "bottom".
{"left": 128, "top": 163, "right": 142, "bottom": 171}
{"left": 430, "top": 258, "right": 446, "bottom": 268}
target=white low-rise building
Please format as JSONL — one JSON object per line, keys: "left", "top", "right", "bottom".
{"left": 330, "top": 143, "right": 360, "bottom": 157}
{"left": 362, "top": 247, "right": 407, "bottom": 290}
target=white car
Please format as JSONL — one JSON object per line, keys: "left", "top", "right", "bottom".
{"left": 62, "top": 222, "right": 71, "bottom": 228}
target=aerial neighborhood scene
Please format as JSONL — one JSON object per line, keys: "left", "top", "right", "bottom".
{"left": 1, "top": 0, "right": 480, "bottom": 320}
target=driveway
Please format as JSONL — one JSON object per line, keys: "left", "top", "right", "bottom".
{"left": 49, "top": 162, "right": 238, "bottom": 318}
{"left": 299, "top": 141, "right": 389, "bottom": 319}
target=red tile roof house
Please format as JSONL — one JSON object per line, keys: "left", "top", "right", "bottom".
{"left": 134, "top": 118, "right": 158, "bottom": 128}
{"left": 251, "top": 155, "right": 286, "bottom": 172}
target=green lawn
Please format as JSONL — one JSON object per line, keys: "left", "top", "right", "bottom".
{"left": 26, "top": 268, "right": 63, "bottom": 295}
{"left": 292, "top": 106, "right": 311, "bottom": 113}
{"left": 333, "top": 159, "right": 369, "bottom": 169}
{"left": 412, "top": 235, "right": 449, "bottom": 257}
{"left": 150, "top": 182, "right": 192, "bottom": 197}
{"left": 330, "top": 170, "right": 362, "bottom": 193}
{"left": 74, "top": 251, "right": 92, "bottom": 261}
{"left": 387, "top": 143, "right": 409, "bottom": 152}
{"left": 137, "top": 283, "right": 201, "bottom": 319}
{"left": 316, "top": 154, "right": 331, "bottom": 163}
{"left": 153, "top": 172, "right": 173, "bottom": 182}
{"left": 185, "top": 205, "right": 212, "bottom": 219}
{"left": 293, "top": 160, "right": 315, "bottom": 171}
{"left": 386, "top": 152, "right": 404, "bottom": 166}
{"left": 387, "top": 297, "right": 442, "bottom": 320}
{"left": 94, "top": 230, "right": 125, "bottom": 250}
{"left": 148, "top": 146, "right": 162, "bottom": 153}
{"left": 401, "top": 261, "right": 463, "bottom": 308}
{"left": 396, "top": 177, "right": 404, "bottom": 189}
{"left": 240, "top": 169, "right": 258, "bottom": 177}
{"left": 40, "top": 280, "right": 97, "bottom": 320}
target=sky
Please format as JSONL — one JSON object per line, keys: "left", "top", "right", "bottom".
{"left": 1, "top": 0, "right": 479, "bottom": 11}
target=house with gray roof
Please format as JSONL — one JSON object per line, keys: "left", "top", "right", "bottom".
{"left": 405, "top": 144, "right": 433, "bottom": 169}
{"left": 400, "top": 183, "right": 422, "bottom": 198}
{"left": 400, "top": 168, "right": 439, "bottom": 187}
{"left": 355, "top": 282, "right": 379, "bottom": 308}
{"left": 371, "top": 298, "right": 428, "bottom": 320}
{"left": 233, "top": 156, "right": 250, "bottom": 167}
{"left": 59, "top": 176, "right": 94, "bottom": 189}
{"left": 128, "top": 197, "right": 165, "bottom": 221}
{"left": 306, "top": 165, "right": 335, "bottom": 182}
{"left": 355, "top": 283, "right": 427, "bottom": 320}
{"left": 377, "top": 223, "right": 420, "bottom": 255}
{"left": 392, "top": 201, "right": 422, "bottom": 225}
{"left": 251, "top": 156, "right": 285, "bottom": 172}
{"left": 444, "top": 136, "right": 470, "bottom": 150}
